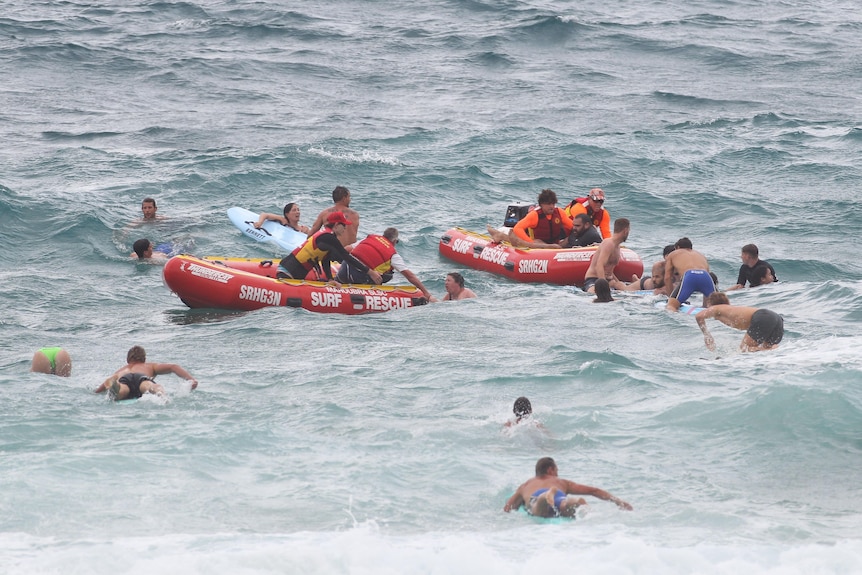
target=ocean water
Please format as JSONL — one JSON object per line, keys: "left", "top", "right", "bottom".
{"left": 2, "top": 1, "right": 861, "bottom": 573}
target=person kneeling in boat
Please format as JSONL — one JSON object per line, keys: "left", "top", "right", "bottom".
{"left": 486, "top": 188, "right": 572, "bottom": 249}
{"left": 95, "top": 345, "right": 198, "bottom": 401}
{"left": 503, "top": 457, "right": 633, "bottom": 518}
{"left": 276, "top": 211, "right": 382, "bottom": 285}
{"left": 335, "top": 227, "right": 438, "bottom": 301}
{"left": 695, "top": 292, "right": 784, "bottom": 352}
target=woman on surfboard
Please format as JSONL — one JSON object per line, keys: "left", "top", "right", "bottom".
{"left": 254, "top": 202, "right": 310, "bottom": 234}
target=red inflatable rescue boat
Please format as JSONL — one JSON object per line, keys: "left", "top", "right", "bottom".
{"left": 163, "top": 254, "right": 427, "bottom": 314}
{"left": 438, "top": 227, "right": 643, "bottom": 287}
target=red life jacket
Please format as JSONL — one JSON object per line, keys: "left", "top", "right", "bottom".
{"left": 290, "top": 229, "right": 331, "bottom": 271}
{"left": 568, "top": 197, "right": 605, "bottom": 229}
{"left": 530, "top": 206, "right": 568, "bottom": 243}
{"left": 350, "top": 234, "right": 397, "bottom": 273}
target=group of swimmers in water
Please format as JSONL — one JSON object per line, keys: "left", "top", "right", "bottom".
{"left": 130, "top": 191, "right": 478, "bottom": 303}
{"left": 29, "top": 187, "right": 788, "bottom": 520}
{"left": 491, "top": 187, "right": 785, "bottom": 352}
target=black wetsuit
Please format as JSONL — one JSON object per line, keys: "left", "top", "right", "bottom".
{"left": 736, "top": 260, "right": 778, "bottom": 287}
{"left": 565, "top": 226, "right": 603, "bottom": 248}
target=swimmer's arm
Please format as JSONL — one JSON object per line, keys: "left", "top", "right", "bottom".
{"left": 400, "top": 269, "right": 437, "bottom": 302}
{"left": 503, "top": 489, "right": 525, "bottom": 512}
{"left": 307, "top": 212, "right": 325, "bottom": 236}
{"left": 346, "top": 211, "right": 359, "bottom": 245}
{"left": 592, "top": 243, "right": 613, "bottom": 279}
{"left": 511, "top": 212, "right": 538, "bottom": 242}
{"left": 151, "top": 363, "right": 198, "bottom": 389}
{"left": 95, "top": 369, "right": 123, "bottom": 393}
{"left": 95, "top": 377, "right": 112, "bottom": 393}
{"left": 695, "top": 309, "right": 717, "bottom": 351}
{"left": 254, "top": 212, "right": 287, "bottom": 228}
{"left": 660, "top": 261, "right": 675, "bottom": 296}
{"left": 564, "top": 481, "right": 633, "bottom": 510}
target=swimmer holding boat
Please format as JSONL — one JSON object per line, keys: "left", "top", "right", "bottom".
{"left": 504, "top": 457, "right": 632, "bottom": 518}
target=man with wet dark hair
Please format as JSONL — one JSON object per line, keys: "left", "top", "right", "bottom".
{"left": 728, "top": 244, "right": 778, "bottom": 290}
{"left": 130, "top": 238, "right": 167, "bottom": 260}
{"left": 308, "top": 186, "right": 360, "bottom": 245}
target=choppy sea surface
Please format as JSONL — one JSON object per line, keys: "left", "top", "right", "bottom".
{"left": 2, "top": 1, "right": 861, "bottom": 573}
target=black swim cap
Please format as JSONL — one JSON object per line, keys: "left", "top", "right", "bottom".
{"left": 514, "top": 396, "right": 532, "bottom": 418}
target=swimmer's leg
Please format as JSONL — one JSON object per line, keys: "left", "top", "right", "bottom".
{"left": 109, "top": 378, "right": 130, "bottom": 401}
{"left": 30, "top": 351, "right": 52, "bottom": 375}
{"left": 54, "top": 349, "right": 72, "bottom": 377}
{"left": 559, "top": 495, "right": 587, "bottom": 518}
{"left": 485, "top": 225, "right": 508, "bottom": 243}
{"left": 140, "top": 380, "right": 165, "bottom": 396}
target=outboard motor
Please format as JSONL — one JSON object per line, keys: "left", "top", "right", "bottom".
{"left": 503, "top": 203, "right": 533, "bottom": 228}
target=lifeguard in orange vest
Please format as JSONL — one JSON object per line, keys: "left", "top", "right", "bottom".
{"left": 487, "top": 188, "right": 572, "bottom": 249}
{"left": 565, "top": 188, "right": 611, "bottom": 239}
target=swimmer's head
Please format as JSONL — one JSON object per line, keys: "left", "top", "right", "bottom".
{"left": 535, "top": 457, "right": 557, "bottom": 476}
{"left": 513, "top": 396, "right": 532, "bottom": 419}
{"left": 133, "top": 238, "right": 152, "bottom": 258}
{"left": 675, "top": 237, "right": 693, "bottom": 250}
{"left": 706, "top": 292, "right": 730, "bottom": 307}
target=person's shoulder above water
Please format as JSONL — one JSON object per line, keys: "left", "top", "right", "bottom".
{"left": 442, "top": 272, "right": 477, "bottom": 301}
{"left": 130, "top": 238, "right": 168, "bottom": 260}
{"left": 727, "top": 244, "right": 778, "bottom": 290}
{"left": 139, "top": 197, "right": 167, "bottom": 221}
